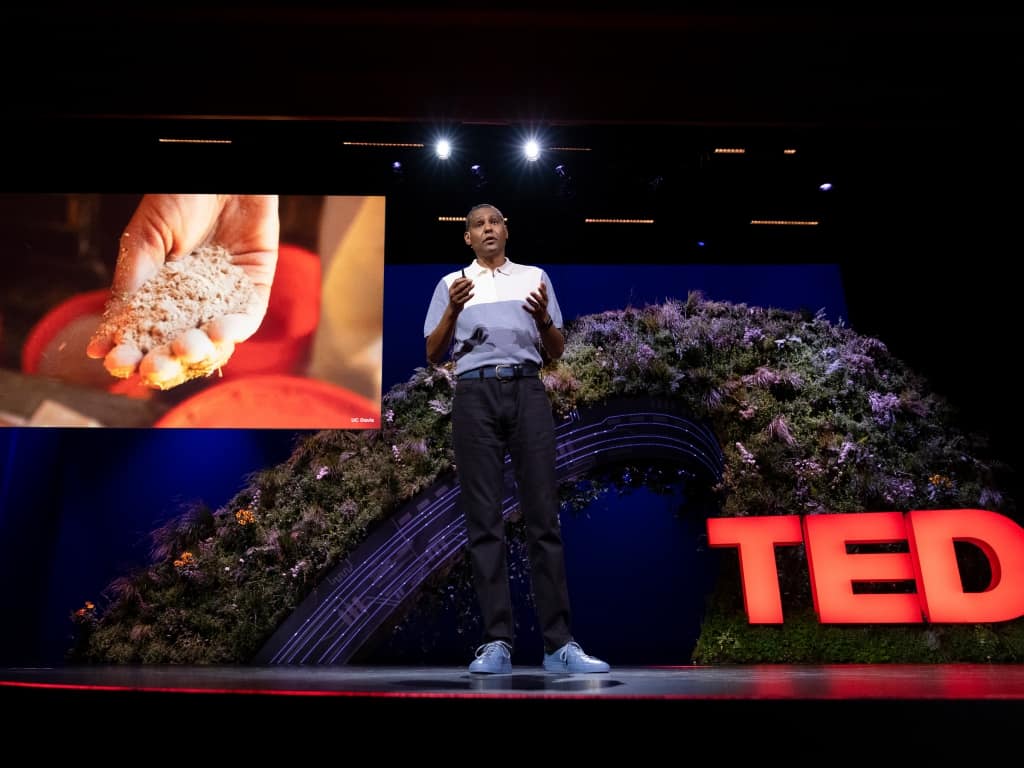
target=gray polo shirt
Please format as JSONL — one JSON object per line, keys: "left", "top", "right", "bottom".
{"left": 424, "top": 258, "right": 563, "bottom": 376}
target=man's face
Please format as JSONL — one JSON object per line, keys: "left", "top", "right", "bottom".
{"left": 464, "top": 207, "right": 507, "bottom": 259}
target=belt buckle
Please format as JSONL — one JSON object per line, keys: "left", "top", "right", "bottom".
{"left": 494, "top": 364, "right": 515, "bottom": 381}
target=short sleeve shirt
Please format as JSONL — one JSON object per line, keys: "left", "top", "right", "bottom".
{"left": 423, "top": 259, "right": 563, "bottom": 376}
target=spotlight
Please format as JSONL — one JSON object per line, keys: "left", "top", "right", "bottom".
{"left": 389, "top": 160, "right": 404, "bottom": 184}
{"left": 553, "top": 163, "right": 575, "bottom": 200}
{"left": 435, "top": 139, "right": 452, "bottom": 159}
{"left": 469, "top": 163, "right": 488, "bottom": 190}
{"left": 818, "top": 182, "right": 833, "bottom": 192}
{"left": 523, "top": 140, "right": 541, "bottom": 162}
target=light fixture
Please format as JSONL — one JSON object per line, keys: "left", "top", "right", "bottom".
{"left": 469, "top": 163, "right": 487, "bottom": 190}
{"left": 750, "top": 219, "right": 820, "bottom": 226}
{"left": 584, "top": 218, "right": 655, "bottom": 224}
{"left": 553, "top": 163, "right": 575, "bottom": 200}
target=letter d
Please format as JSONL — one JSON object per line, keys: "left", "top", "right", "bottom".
{"left": 908, "top": 509, "right": 1024, "bottom": 623}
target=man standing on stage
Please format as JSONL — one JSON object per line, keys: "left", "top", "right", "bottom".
{"left": 424, "top": 203, "right": 610, "bottom": 675}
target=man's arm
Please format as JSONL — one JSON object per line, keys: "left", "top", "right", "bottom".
{"left": 426, "top": 305, "right": 459, "bottom": 364}
{"left": 536, "top": 318, "right": 565, "bottom": 360}
{"left": 525, "top": 278, "right": 564, "bottom": 360}
{"left": 425, "top": 275, "right": 474, "bottom": 364}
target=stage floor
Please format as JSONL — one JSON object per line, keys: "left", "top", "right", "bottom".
{"left": 6, "top": 664, "right": 1024, "bottom": 742}
{"left": 4, "top": 663, "right": 1024, "bottom": 700}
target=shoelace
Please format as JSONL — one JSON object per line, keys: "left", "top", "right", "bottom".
{"left": 475, "top": 641, "right": 510, "bottom": 660}
{"left": 559, "top": 641, "right": 590, "bottom": 661}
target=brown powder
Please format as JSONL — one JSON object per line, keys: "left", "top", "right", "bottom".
{"left": 94, "top": 244, "right": 259, "bottom": 387}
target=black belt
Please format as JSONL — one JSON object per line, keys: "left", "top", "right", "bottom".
{"left": 457, "top": 363, "right": 540, "bottom": 381}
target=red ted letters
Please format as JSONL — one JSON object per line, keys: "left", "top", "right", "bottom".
{"left": 706, "top": 510, "right": 1024, "bottom": 624}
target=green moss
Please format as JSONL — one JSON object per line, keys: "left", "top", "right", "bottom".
{"left": 693, "top": 608, "right": 1024, "bottom": 664}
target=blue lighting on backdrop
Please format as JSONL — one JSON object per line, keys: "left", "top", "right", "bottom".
{"left": 0, "top": 428, "right": 307, "bottom": 663}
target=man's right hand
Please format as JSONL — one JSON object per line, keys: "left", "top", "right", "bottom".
{"left": 448, "top": 276, "right": 474, "bottom": 312}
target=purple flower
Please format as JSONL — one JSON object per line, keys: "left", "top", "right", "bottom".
{"left": 979, "top": 488, "right": 1003, "bottom": 509}
{"left": 882, "top": 477, "right": 916, "bottom": 506}
{"left": 735, "top": 442, "right": 758, "bottom": 468}
{"left": 742, "top": 326, "right": 764, "bottom": 347}
{"left": 837, "top": 440, "right": 858, "bottom": 465}
{"left": 868, "top": 392, "right": 901, "bottom": 426}
{"left": 428, "top": 398, "right": 451, "bottom": 415}
{"left": 634, "top": 342, "right": 657, "bottom": 367}
{"left": 767, "top": 415, "right": 797, "bottom": 446}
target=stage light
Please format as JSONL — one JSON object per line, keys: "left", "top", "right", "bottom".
{"left": 524, "top": 139, "right": 541, "bottom": 161}
{"left": 343, "top": 140, "right": 424, "bottom": 148}
{"left": 819, "top": 182, "right": 833, "bottom": 191}
{"left": 584, "top": 218, "right": 655, "bottom": 224}
{"left": 435, "top": 139, "right": 452, "bottom": 159}
{"left": 158, "top": 137, "right": 232, "bottom": 145}
{"left": 553, "top": 163, "right": 575, "bottom": 200}
{"left": 750, "top": 219, "right": 820, "bottom": 226}
{"left": 469, "top": 163, "right": 487, "bottom": 190}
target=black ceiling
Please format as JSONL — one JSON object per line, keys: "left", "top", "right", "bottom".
{"left": 6, "top": 12, "right": 1019, "bottom": 234}
{"left": 3, "top": 11, "right": 1019, "bottom": 127}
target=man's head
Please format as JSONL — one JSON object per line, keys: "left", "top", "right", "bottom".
{"left": 464, "top": 203, "right": 508, "bottom": 262}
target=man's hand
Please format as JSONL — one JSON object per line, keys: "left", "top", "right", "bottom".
{"left": 524, "top": 281, "right": 550, "bottom": 324}
{"left": 86, "top": 194, "right": 279, "bottom": 389}
{"left": 449, "top": 275, "right": 474, "bottom": 312}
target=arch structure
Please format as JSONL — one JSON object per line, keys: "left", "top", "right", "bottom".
{"left": 255, "top": 396, "right": 723, "bottom": 664}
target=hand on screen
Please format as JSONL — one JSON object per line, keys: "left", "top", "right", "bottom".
{"left": 86, "top": 194, "right": 280, "bottom": 389}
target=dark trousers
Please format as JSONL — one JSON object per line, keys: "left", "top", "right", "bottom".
{"left": 452, "top": 376, "right": 572, "bottom": 653}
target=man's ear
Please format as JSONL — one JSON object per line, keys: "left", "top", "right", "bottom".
{"left": 464, "top": 231, "right": 472, "bottom": 247}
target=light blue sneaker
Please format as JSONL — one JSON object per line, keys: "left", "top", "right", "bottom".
{"left": 468, "top": 640, "right": 512, "bottom": 674}
{"left": 543, "top": 641, "right": 610, "bottom": 673}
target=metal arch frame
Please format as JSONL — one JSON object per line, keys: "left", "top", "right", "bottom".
{"left": 255, "top": 396, "right": 723, "bottom": 664}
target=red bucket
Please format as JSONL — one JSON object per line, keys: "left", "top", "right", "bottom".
{"left": 223, "top": 243, "right": 321, "bottom": 378}
{"left": 21, "top": 288, "right": 114, "bottom": 388}
{"left": 154, "top": 374, "right": 380, "bottom": 429}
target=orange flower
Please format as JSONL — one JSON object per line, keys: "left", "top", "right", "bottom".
{"left": 174, "top": 551, "right": 195, "bottom": 568}
{"left": 235, "top": 508, "right": 256, "bottom": 526}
